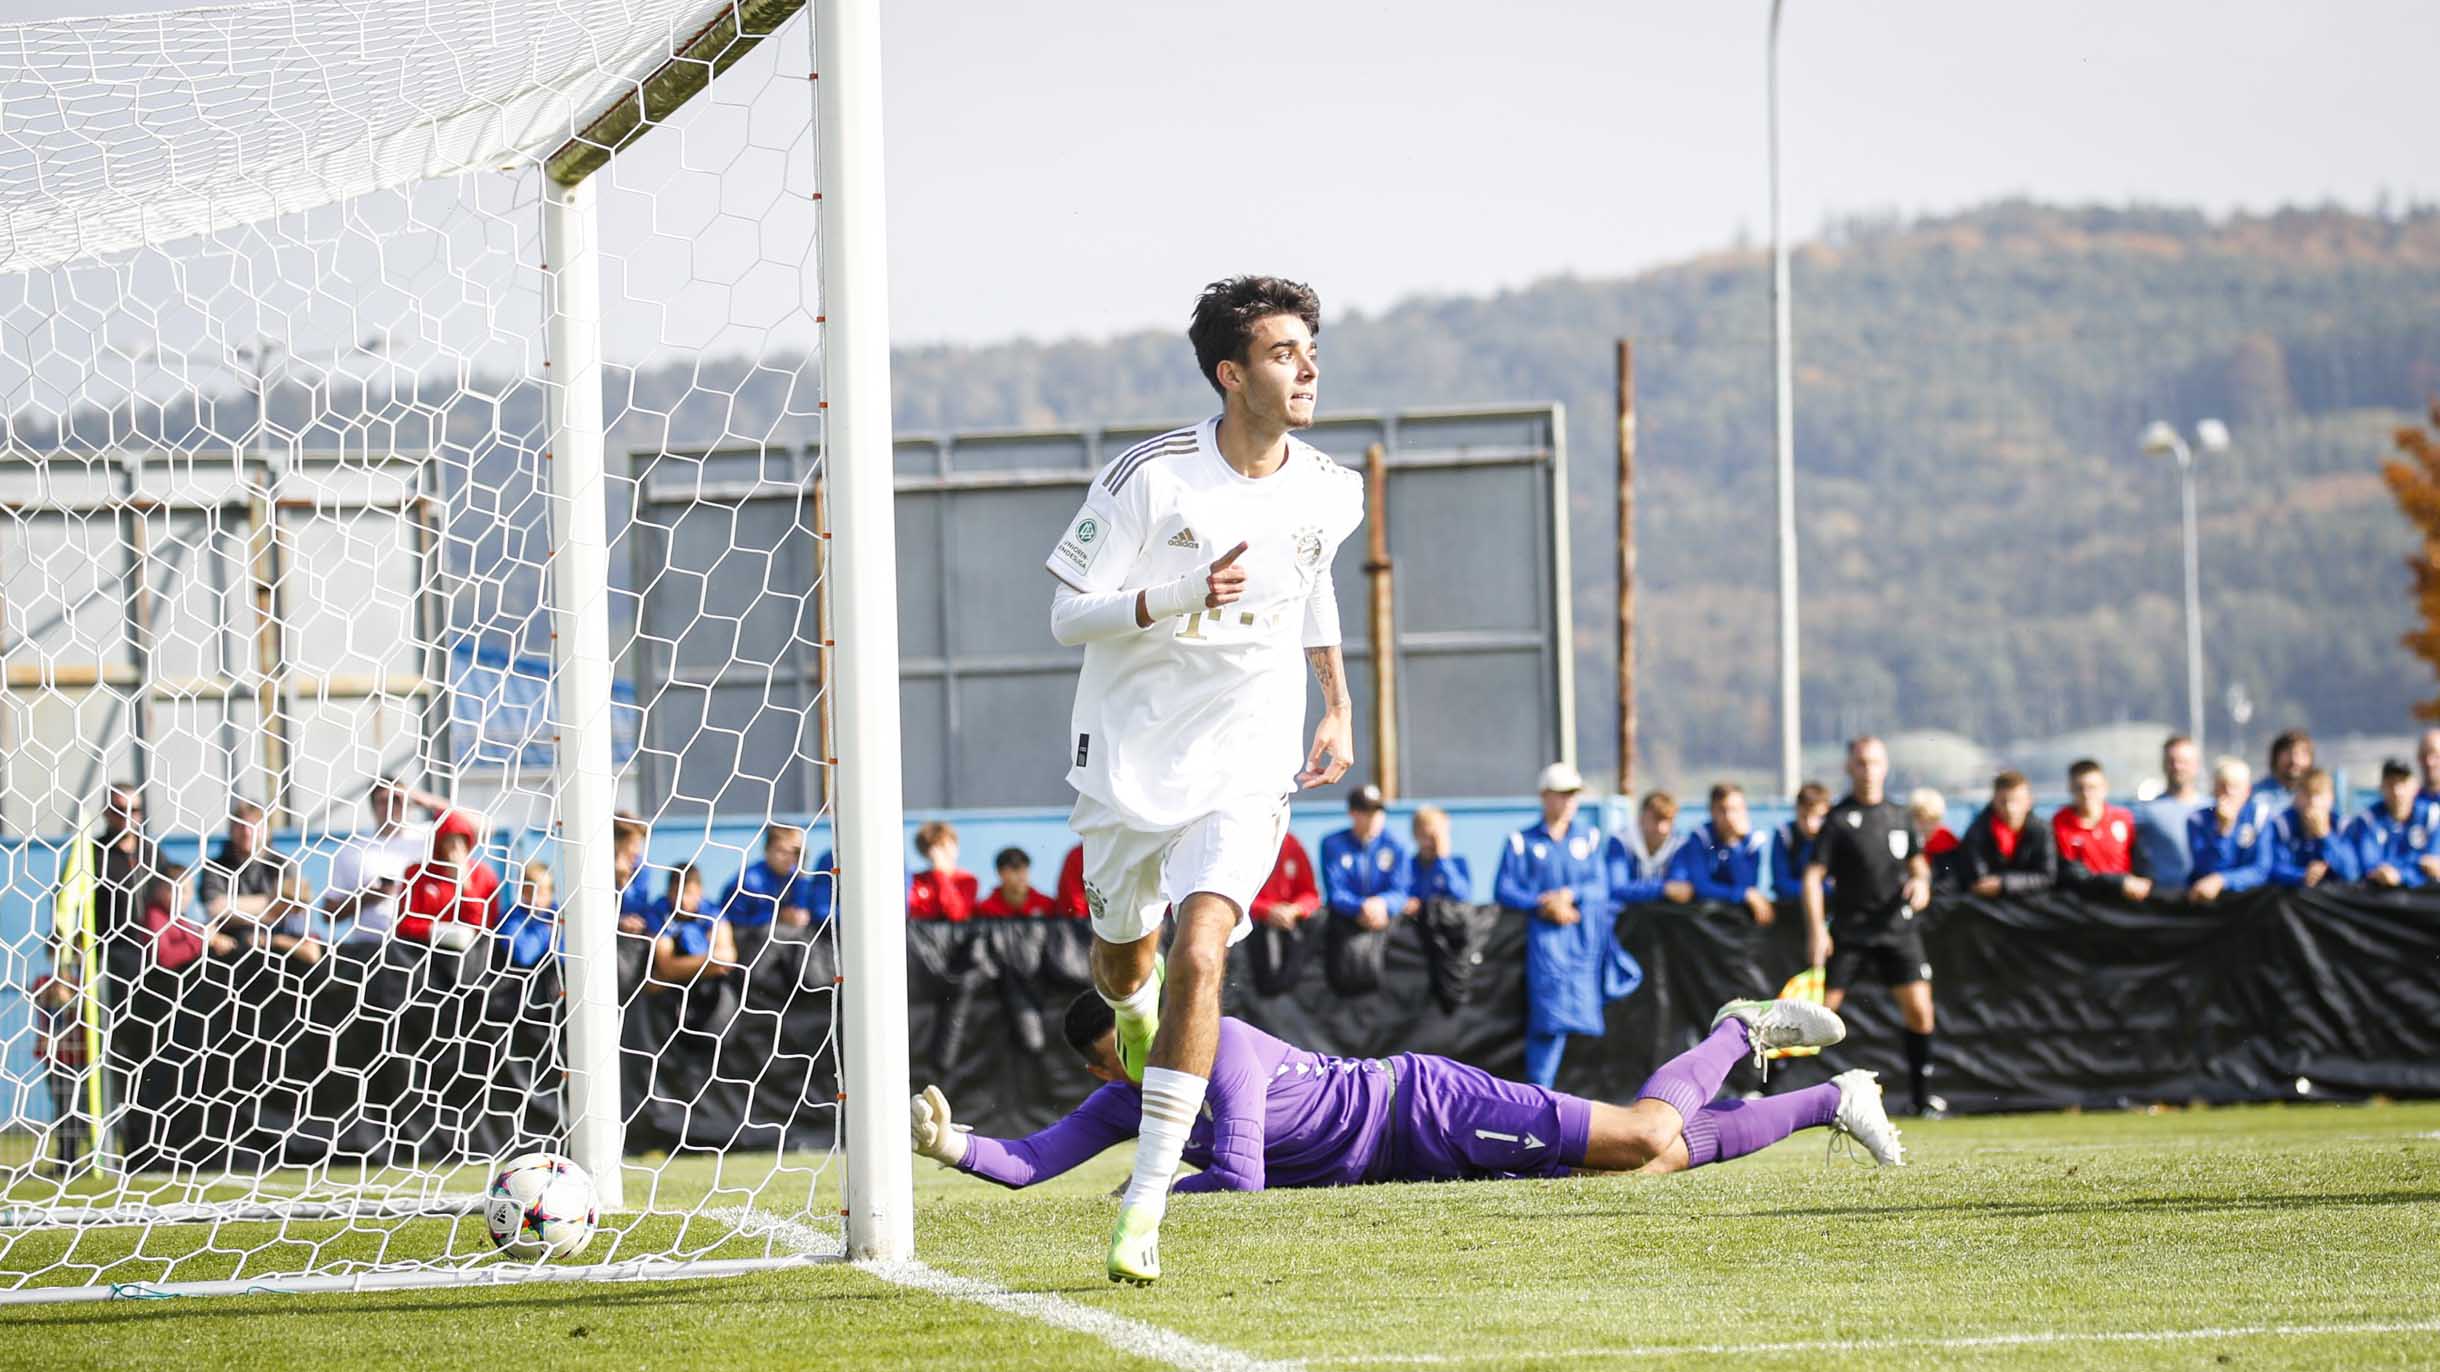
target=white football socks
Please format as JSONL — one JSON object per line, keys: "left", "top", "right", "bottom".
{"left": 1120, "top": 1067, "right": 1206, "bottom": 1219}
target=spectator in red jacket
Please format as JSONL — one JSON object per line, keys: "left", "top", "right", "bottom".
{"left": 397, "top": 826, "right": 503, "bottom": 947}
{"left": 1243, "top": 829, "right": 1324, "bottom": 995}
{"left": 978, "top": 847, "right": 1056, "bottom": 918}
{"left": 907, "top": 820, "right": 978, "bottom": 922}
{"left": 1256, "top": 831, "right": 1322, "bottom": 932}
{"left": 1055, "top": 843, "right": 1089, "bottom": 919}
{"left": 144, "top": 863, "right": 229, "bottom": 971}
{"left": 2054, "top": 758, "right": 2152, "bottom": 902}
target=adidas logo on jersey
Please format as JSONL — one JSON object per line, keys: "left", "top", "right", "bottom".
{"left": 1167, "top": 527, "right": 1200, "bottom": 549}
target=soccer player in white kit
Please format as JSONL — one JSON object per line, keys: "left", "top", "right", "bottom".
{"left": 1044, "top": 276, "right": 1364, "bottom": 1283}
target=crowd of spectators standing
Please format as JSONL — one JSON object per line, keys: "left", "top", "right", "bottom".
{"left": 28, "top": 724, "right": 2440, "bottom": 1173}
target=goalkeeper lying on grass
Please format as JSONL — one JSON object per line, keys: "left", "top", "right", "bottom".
{"left": 912, "top": 995, "right": 1903, "bottom": 1198}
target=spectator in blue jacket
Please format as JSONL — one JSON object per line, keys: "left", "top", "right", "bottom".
{"left": 1404, "top": 805, "right": 1472, "bottom": 910}
{"left": 1663, "top": 783, "right": 1774, "bottom": 925}
{"left": 2189, "top": 758, "right": 2271, "bottom": 903}
{"left": 2264, "top": 769, "right": 2360, "bottom": 889}
{"left": 1322, "top": 784, "right": 1410, "bottom": 931}
{"left": 2248, "top": 728, "right": 2313, "bottom": 828}
{"left": 2416, "top": 729, "right": 2440, "bottom": 885}
{"left": 1493, "top": 762, "right": 1629, "bottom": 1089}
{"left": 614, "top": 813, "right": 663, "bottom": 936}
{"left": 654, "top": 864, "right": 738, "bottom": 986}
{"left": 1601, "top": 791, "right": 1685, "bottom": 908}
{"left": 719, "top": 823, "right": 821, "bottom": 928}
{"left": 494, "top": 858, "right": 560, "bottom": 969}
{"left": 2346, "top": 759, "right": 2433, "bottom": 889}
{"left": 1771, "top": 782, "right": 1832, "bottom": 903}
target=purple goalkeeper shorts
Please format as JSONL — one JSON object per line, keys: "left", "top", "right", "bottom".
{"left": 1371, "top": 1052, "right": 1593, "bottom": 1182}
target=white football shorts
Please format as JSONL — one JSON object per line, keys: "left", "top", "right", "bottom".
{"left": 1069, "top": 792, "right": 1290, "bottom": 947}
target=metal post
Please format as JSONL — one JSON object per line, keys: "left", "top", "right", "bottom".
{"left": 541, "top": 174, "right": 626, "bottom": 1208}
{"left": 1768, "top": 0, "right": 1802, "bottom": 796}
{"left": 2179, "top": 455, "right": 2205, "bottom": 751}
{"left": 1363, "top": 442, "right": 1397, "bottom": 798}
{"left": 815, "top": 0, "right": 916, "bottom": 1263}
{"left": 811, "top": 472, "right": 836, "bottom": 814}
{"left": 244, "top": 426, "right": 293, "bottom": 829}
{"left": 1615, "top": 341, "right": 1636, "bottom": 794}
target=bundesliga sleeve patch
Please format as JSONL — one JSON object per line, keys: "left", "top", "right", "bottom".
{"left": 1053, "top": 510, "right": 1106, "bottom": 576}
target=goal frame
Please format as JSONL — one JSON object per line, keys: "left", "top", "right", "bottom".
{"left": 0, "top": 0, "right": 912, "bottom": 1303}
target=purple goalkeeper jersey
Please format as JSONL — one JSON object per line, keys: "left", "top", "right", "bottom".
{"left": 958, "top": 1018, "right": 1395, "bottom": 1192}
{"left": 955, "top": 1018, "right": 1595, "bottom": 1191}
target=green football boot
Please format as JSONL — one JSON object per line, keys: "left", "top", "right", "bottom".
{"left": 1106, "top": 1203, "right": 1162, "bottom": 1286}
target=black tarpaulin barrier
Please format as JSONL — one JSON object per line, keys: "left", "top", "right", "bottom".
{"left": 907, "top": 888, "right": 2440, "bottom": 1135}
{"left": 110, "top": 888, "right": 2440, "bottom": 1163}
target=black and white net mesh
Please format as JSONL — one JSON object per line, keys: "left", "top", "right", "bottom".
{"left": 0, "top": 0, "right": 854, "bottom": 1300}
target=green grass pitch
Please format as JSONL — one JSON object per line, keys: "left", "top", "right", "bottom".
{"left": 3, "top": 1100, "right": 2436, "bottom": 1370}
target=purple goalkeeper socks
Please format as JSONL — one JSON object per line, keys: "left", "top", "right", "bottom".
{"left": 1678, "top": 1083, "right": 1842, "bottom": 1168}
{"left": 1633, "top": 1019, "right": 1753, "bottom": 1122}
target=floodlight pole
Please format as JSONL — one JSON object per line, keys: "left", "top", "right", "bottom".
{"left": 815, "top": 0, "right": 917, "bottom": 1263}
{"left": 1768, "top": 0, "right": 1802, "bottom": 795}
{"left": 2145, "top": 423, "right": 2208, "bottom": 751}
{"left": 2177, "top": 445, "right": 2204, "bottom": 751}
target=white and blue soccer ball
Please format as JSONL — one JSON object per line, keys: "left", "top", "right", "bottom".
{"left": 484, "top": 1152, "right": 598, "bottom": 1261}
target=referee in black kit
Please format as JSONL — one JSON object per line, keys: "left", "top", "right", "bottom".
{"left": 1802, "top": 735, "right": 1944, "bottom": 1118}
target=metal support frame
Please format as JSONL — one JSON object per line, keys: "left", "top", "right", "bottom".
{"left": 1363, "top": 442, "right": 1398, "bottom": 798}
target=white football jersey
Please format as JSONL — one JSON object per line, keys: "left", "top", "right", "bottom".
{"left": 1046, "top": 416, "right": 1365, "bottom": 830}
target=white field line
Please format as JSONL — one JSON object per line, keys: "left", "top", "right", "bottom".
{"left": 712, "top": 1207, "right": 1298, "bottom": 1372}
{"left": 1961, "top": 1130, "right": 2435, "bottom": 1156}
{"left": 1312, "top": 1317, "right": 2440, "bottom": 1366}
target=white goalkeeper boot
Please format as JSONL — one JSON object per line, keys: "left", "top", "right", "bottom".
{"left": 1830, "top": 1069, "right": 1907, "bottom": 1167}
{"left": 1710, "top": 997, "right": 1847, "bottom": 1069}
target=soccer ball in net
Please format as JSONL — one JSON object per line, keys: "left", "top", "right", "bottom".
{"left": 484, "top": 1153, "right": 601, "bottom": 1262}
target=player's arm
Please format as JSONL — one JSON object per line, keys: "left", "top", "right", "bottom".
{"left": 922, "top": 1083, "right": 1137, "bottom": 1190}
{"left": 1802, "top": 860, "right": 1832, "bottom": 968}
{"left": 1049, "top": 543, "right": 1248, "bottom": 644}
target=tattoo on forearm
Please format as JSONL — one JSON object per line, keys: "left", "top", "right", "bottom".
{"left": 1307, "top": 647, "right": 1348, "bottom": 709}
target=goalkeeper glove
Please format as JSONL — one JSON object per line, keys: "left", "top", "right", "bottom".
{"left": 909, "top": 1084, "right": 970, "bottom": 1166}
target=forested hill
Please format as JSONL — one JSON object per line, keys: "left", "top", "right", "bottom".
{"left": 23, "top": 201, "right": 2435, "bottom": 788}
{"left": 887, "top": 201, "right": 2440, "bottom": 783}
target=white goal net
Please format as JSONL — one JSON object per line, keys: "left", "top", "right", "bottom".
{"left": 0, "top": 0, "right": 913, "bottom": 1302}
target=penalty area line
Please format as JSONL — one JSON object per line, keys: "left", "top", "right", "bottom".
{"left": 713, "top": 1208, "right": 1297, "bottom": 1372}
{"left": 1314, "top": 1316, "right": 2440, "bottom": 1365}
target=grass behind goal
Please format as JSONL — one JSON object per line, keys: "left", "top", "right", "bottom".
{"left": 11, "top": 1102, "right": 2437, "bottom": 1371}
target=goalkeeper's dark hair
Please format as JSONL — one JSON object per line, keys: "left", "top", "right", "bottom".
{"left": 1062, "top": 991, "right": 1117, "bottom": 1064}
{"left": 1188, "top": 275, "right": 1321, "bottom": 397}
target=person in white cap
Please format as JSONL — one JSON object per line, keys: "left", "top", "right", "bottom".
{"left": 1492, "top": 762, "right": 1634, "bottom": 1087}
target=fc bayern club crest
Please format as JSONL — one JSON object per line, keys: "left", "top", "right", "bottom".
{"left": 1294, "top": 526, "right": 1324, "bottom": 567}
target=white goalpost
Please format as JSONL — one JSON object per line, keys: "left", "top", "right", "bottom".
{"left": 0, "top": 0, "right": 912, "bottom": 1302}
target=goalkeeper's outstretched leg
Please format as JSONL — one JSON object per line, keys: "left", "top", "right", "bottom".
{"left": 1581, "top": 999, "right": 1902, "bottom": 1173}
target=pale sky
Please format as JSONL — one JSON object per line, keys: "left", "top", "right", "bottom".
{"left": 7, "top": 0, "right": 2436, "bottom": 349}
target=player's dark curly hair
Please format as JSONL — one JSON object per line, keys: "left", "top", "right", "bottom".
{"left": 1188, "top": 275, "right": 1322, "bottom": 397}
{"left": 1062, "top": 991, "right": 1117, "bottom": 1064}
